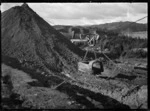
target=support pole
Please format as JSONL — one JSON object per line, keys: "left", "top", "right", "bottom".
{"left": 94, "top": 50, "right": 97, "bottom": 59}
{"left": 52, "top": 81, "right": 66, "bottom": 90}
{"left": 83, "top": 49, "right": 88, "bottom": 61}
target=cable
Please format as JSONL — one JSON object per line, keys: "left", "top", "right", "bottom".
{"left": 117, "top": 15, "right": 147, "bottom": 30}
{"left": 134, "top": 16, "right": 147, "bottom": 23}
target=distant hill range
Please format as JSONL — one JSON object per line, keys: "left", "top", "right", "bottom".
{"left": 86, "top": 21, "right": 147, "bottom": 32}
{"left": 54, "top": 22, "right": 147, "bottom": 39}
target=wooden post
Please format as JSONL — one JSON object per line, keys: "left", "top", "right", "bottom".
{"left": 79, "top": 33, "right": 82, "bottom": 39}
{"left": 94, "top": 50, "right": 97, "bottom": 59}
{"left": 83, "top": 50, "right": 88, "bottom": 61}
{"left": 72, "top": 31, "right": 74, "bottom": 39}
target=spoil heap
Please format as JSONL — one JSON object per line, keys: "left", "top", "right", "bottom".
{"left": 2, "top": 3, "right": 83, "bottom": 73}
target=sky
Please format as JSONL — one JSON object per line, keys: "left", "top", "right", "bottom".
{"left": 1, "top": 3, "right": 148, "bottom": 26}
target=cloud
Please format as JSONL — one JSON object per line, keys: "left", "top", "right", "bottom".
{"left": 1, "top": 3, "right": 147, "bottom": 25}
{"left": 128, "top": 3, "right": 147, "bottom": 15}
{"left": 28, "top": 3, "right": 127, "bottom": 20}
{"left": 1, "top": 3, "right": 23, "bottom": 11}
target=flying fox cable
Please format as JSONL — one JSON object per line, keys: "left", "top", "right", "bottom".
{"left": 116, "top": 15, "right": 147, "bottom": 31}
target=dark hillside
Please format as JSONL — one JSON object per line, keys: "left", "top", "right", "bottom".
{"left": 87, "top": 22, "right": 147, "bottom": 33}
{"left": 1, "top": 3, "right": 83, "bottom": 73}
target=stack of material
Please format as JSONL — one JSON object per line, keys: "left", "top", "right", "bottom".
{"left": 2, "top": 3, "right": 83, "bottom": 73}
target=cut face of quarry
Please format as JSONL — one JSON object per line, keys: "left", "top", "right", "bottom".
{"left": 1, "top": 3, "right": 147, "bottom": 109}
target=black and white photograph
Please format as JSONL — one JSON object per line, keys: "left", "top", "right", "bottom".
{"left": 1, "top": 2, "right": 148, "bottom": 109}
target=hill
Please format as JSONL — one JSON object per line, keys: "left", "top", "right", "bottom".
{"left": 88, "top": 21, "right": 147, "bottom": 32}
{"left": 53, "top": 22, "right": 147, "bottom": 39}
{"left": 1, "top": 3, "right": 83, "bottom": 74}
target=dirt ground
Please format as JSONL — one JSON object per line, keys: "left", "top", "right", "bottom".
{"left": 1, "top": 64, "right": 83, "bottom": 109}
{"left": 1, "top": 60, "right": 147, "bottom": 109}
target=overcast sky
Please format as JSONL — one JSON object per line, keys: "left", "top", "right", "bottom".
{"left": 1, "top": 3, "right": 147, "bottom": 26}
